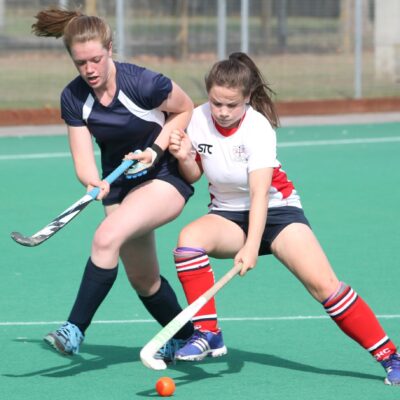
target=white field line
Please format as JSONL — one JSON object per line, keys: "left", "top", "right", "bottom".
{"left": 0, "top": 150, "right": 100, "bottom": 161}
{"left": 278, "top": 136, "right": 400, "bottom": 147}
{"left": 1, "top": 314, "right": 400, "bottom": 327}
{"left": 1, "top": 137, "right": 400, "bottom": 161}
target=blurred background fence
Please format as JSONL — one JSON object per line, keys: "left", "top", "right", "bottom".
{"left": 0, "top": 0, "right": 399, "bottom": 110}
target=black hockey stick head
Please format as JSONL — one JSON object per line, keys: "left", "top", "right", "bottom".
{"left": 10, "top": 231, "right": 48, "bottom": 247}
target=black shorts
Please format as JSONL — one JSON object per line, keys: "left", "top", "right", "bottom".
{"left": 209, "top": 206, "right": 310, "bottom": 255}
{"left": 102, "top": 160, "right": 194, "bottom": 206}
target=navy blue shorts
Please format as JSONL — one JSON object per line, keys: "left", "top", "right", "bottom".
{"left": 209, "top": 206, "right": 310, "bottom": 255}
{"left": 102, "top": 161, "right": 194, "bottom": 206}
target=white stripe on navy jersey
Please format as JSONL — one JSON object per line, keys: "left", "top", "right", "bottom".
{"left": 82, "top": 94, "right": 95, "bottom": 122}
{"left": 118, "top": 90, "right": 165, "bottom": 127}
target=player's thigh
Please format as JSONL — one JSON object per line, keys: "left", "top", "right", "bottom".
{"left": 271, "top": 223, "right": 339, "bottom": 301}
{"left": 102, "top": 180, "right": 185, "bottom": 242}
{"left": 178, "top": 214, "right": 246, "bottom": 258}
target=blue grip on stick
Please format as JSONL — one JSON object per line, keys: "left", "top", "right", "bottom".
{"left": 87, "top": 159, "right": 135, "bottom": 200}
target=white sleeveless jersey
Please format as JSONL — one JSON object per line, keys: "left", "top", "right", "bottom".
{"left": 187, "top": 103, "right": 302, "bottom": 211}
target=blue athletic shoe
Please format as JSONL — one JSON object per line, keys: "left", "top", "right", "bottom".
{"left": 381, "top": 353, "right": 400, "bottom": 385}
{"left": 155, "top": 338, "right": 187, "bottom": 363}
{"left": 174, "top": 329, "right": 227, "bottom": 361}
{"left": 43, "top": 322, "right": 84, "bottom": 355}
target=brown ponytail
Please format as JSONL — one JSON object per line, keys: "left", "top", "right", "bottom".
{"left": 32, "top": 7, "right": 112, "bottom": 54}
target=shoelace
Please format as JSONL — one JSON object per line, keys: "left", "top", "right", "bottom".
{"left": 382, "top": 354, "right": 400, "bottom": 371}
{"left": 186, "top": 331, "right": 206, "bottom": 344}
{"left": 158, "top": 340, "right": 180, "bottom": 360}
{"left": 389, "top": 354, "right": 400, "bottom": 369}
{"left": 56, "top": 325, "right": 73, "bottom": 340}
{"left": 57, "top": 324, "right": 82, "bottom": 345}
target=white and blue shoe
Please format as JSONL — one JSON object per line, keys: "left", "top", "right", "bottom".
{"left": 381, "top": 353, "right": 400, "bottom": 385}
{"left": 174, "top": 329, "right": 227, "bottom": 361}
{"left": 44, "top": 322, "right": 84, "bottom": 355}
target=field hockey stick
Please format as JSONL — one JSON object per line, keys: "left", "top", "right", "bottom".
{"left": 140, "top": 262, "right": 243, "bottom": 370}
{"left": 10, "top": 158, "right": 136, "bottom": 247}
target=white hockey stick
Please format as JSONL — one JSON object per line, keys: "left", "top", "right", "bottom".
{"left": 140, "top": 263, "right": 243, "bottom": 370}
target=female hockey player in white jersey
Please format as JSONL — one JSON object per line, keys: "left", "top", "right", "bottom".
{"left": 168, "top": 52, "right": 400, "bottom": 386}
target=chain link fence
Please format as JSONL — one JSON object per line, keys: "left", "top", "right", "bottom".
{"left": 0, "top": 0, "right": 399, "bottom": 109}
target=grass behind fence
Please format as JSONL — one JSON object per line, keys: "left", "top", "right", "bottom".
{"left": 1, "top": 50, "right": 399, "bottom": 109}
{"left": 1, "top": 8, "right": 399, "bottom": 108}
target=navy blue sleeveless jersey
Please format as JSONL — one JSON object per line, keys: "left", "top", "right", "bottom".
{"left": 60, "top": 62, "right": 193, "bottom": 205}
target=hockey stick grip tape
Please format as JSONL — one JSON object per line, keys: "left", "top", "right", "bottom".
{"left": 88, "top": 159, "right": 135, "bottom": 199}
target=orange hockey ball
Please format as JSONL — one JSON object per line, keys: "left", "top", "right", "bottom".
{"left": 155, "top": 376, "right": 176, "bottom": 397}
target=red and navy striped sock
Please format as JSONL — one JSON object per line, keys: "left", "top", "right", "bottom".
{"left": 174, "top": 247, "right": 219, "bottom": 332}
{"left": 323, "top": 283, "right": 396, "bottom": 361}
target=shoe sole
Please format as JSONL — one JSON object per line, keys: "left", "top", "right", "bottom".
{"left": 43, "top": 334, "right": 73, "bottom": 356}
{"left": 176, "top": 346, "right": 228, "bottom": 361}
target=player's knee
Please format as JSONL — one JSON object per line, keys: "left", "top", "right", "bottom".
{"left": 177, "top": 225, "right": 205, "bottom": 247}
{"left": 92, "top": 225, "right": 119, "bottom": 253}
{"left": 322, "top": 281, "right": 350, "bottom": 304}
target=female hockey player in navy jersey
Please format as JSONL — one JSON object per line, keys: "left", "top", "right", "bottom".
{"left": 31, "top": 7, "right": 194, "bottom": 360}
{"left": 168, "top": 52, "right": 400, "bottom": 385}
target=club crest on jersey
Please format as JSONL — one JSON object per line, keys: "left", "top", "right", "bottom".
{"left": 231, "top": 145, "right": 248, "bottom": 162}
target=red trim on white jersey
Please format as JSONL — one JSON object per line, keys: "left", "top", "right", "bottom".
{"left": 272, "top": 166, "right": 295, "bottom": 200}
{"left": 212, "top": 113, "right": 246, "bottom": 137}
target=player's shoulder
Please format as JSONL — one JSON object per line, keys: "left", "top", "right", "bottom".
{"left": 115, "top": 62, "right": 145, "bottom": 91}
{"left": 189, "top": 103, "right": 211, "bottom": 130}
{"left": 61, "top": 75, "right": 90, "bottom": 105}
{"left": 116, "top": 61, "right": 167, "bottom": 86}
{"left": 187, "top": 103, "right": 210, "bottom": 139}
{"left": 245, "top": 106, "right": 275, "bottom": 132}
{"left": 193, "top": 102, "right": 211, "bottom": 120}
{"left": 246, "top": 106, "right": 268, "bottom": 122}
{"left": 63, "top": 75, "right": 86, "bottom": 93}
{"left": 116, "top": 61, "right": 171, "bottom": 104}
{"left": 116, "top": 61, "right": 145, "bottom": 77}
